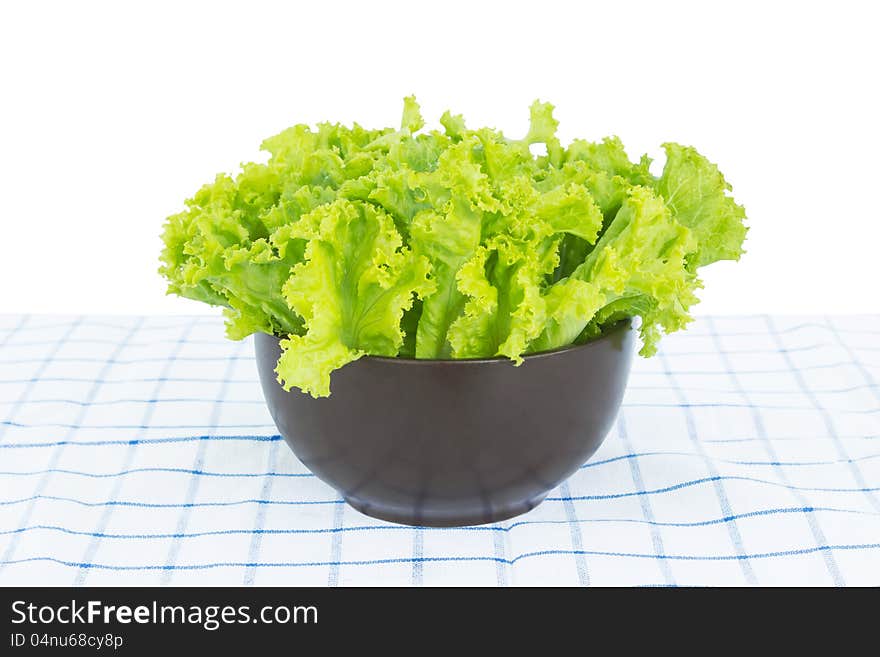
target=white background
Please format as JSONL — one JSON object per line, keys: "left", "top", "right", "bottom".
{"left": 1, "top": 1, "right": 877, "bottom": 316}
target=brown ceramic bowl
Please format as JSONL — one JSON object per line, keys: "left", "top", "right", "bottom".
{"left": 255, "top": 320, "right": 635, "bottom": 527}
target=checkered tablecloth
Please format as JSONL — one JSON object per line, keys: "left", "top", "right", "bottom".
{"left": 0, "top": 314, "right": 878, "bottom": 587}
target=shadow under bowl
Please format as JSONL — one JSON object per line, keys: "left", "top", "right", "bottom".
{"left": 255, "top": 320, "right": 635, "bottom": 527}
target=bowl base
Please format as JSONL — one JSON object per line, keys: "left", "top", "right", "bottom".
{"left": 343, "top": 493, "right": 548, "bottom": 527}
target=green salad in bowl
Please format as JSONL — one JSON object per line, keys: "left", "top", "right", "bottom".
{"left": 160, "top": 98, "right": 746, "bottom": 398}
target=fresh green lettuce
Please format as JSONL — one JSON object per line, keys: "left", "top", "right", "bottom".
{"left": 160, "top": 98, "right": 747, "bottom": 397}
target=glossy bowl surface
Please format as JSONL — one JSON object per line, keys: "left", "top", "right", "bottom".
{"left": 255, "top": 320, "right": 635, "bottom": 526}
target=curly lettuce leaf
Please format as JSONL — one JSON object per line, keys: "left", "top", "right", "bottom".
{"left": 565, "top": 136, "right": 654, "bottom": 188}
{"left": 656, "top": 143, "right": 747, "bottom": 267}
{"left": 410, "top": 201, "right": 481, "bottom": 358}
{"left": 447, "top": 234, "right": 559, "bottom": 363}
{"left": 159, "top": 172, "right": 303, "bottom": 338}
{"left": 532, "top": 186, "right": 699, "bottom": 355}
{"left": 275, "top": 199, "right": 434, "bottom": 397}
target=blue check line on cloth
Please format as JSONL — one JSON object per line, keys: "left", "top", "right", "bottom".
{"left": 243, "top": 436, "right": 282, "bottom": 586}
{"left": 825, "top": 316, "right": 880, "bottom": 477}
{"left": 0, "top": 317, "right": 83, "bottom": 447}
{"left": 703, "top": 435, "right": 879, "bottom": 444}
{"left": 715, "top": 322, "right": 880, "bottom": 337}
{"left": 4, "top": 474, "right": 879, "bottom": 510}
{"left": 0, "top": 420, "right": 276, "bottom": 430}
{"left": 0, "top": 317, "right": 143, "bottom": 575}
{"left": 826, "top": 316, "right": 880, "bottom": 400}
{"left": 5, "top": 398, "right": 879, "bottom": 415}
{"left": 2, "top": 432, "right": 876, "bottom": 450}
{"left": 767, "top": 316, "right": 880, "bottom": 522}
{"left": 631, "top": 361, "right": 880, "bottom": 375}
{"left": 707, "top": 316, "right": 844, "bottom": 585}
{"left": 3, "top": 338, "right": 235, "bottom": 349}
{"left": 558, "top": 481, "right": 589, "bottom": 586}
{"left": 1, "top": 314, "right": 879, "bottom": 586}
{"left": 491, "top": 517, "right": 508, "bottom": 586}
{"left": 160, "top": 336, "right": 245, "bottom": 584}
{"left": 326, "top": 490, "right": 347, "bottom": 587}
{"left": 74, "top": 317, "right": 201, "bottom": 586}
{"left": 410, "top": 525, "right": 424, "bottom": 586}
{"left": 0, "top": 398, "right": 267, "bottom": 406}
{"left": 0, "top": 435, "right": 283, "bottom": 449}
{"left": 658, "top": 348, "right": 757, "bottom": 584}
{"left": 0, "top": 355, "right": 257, "bottom": 365}
{"left": 769, "top": 318, "right": 880, "bottom": 502}
{"left": 2, "top": 505, "right": 876, "bottom": 540}
{"left": 2, "top": 451, "right": 878, "bottom": 482}
{"left": 0, "top": 466, "right": 314, "bottom": 479}
{"left": 0, "top": 315, "right": 30, "bottom": 350}
{"left": 549, "top": 475, "right": 880, "bottom": 497}
{"left": 627, "top": 383, "right": 880, "bottom": 396}
{"left": 0, "top": 377, "right": 265, "bottom": 385}
{"left": 617, "top": 411, "right": 675, "bottom": 585}
{"left": 4, "top": 542, "right": 880, "bottom": 572}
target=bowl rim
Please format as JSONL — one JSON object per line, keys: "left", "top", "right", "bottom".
{"left": 261, "top": 317, "right": 634, "bottom": 366}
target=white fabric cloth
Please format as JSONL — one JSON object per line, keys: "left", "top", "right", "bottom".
{"left": 0, "top": 314, "right": 878, "bottom": 586}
